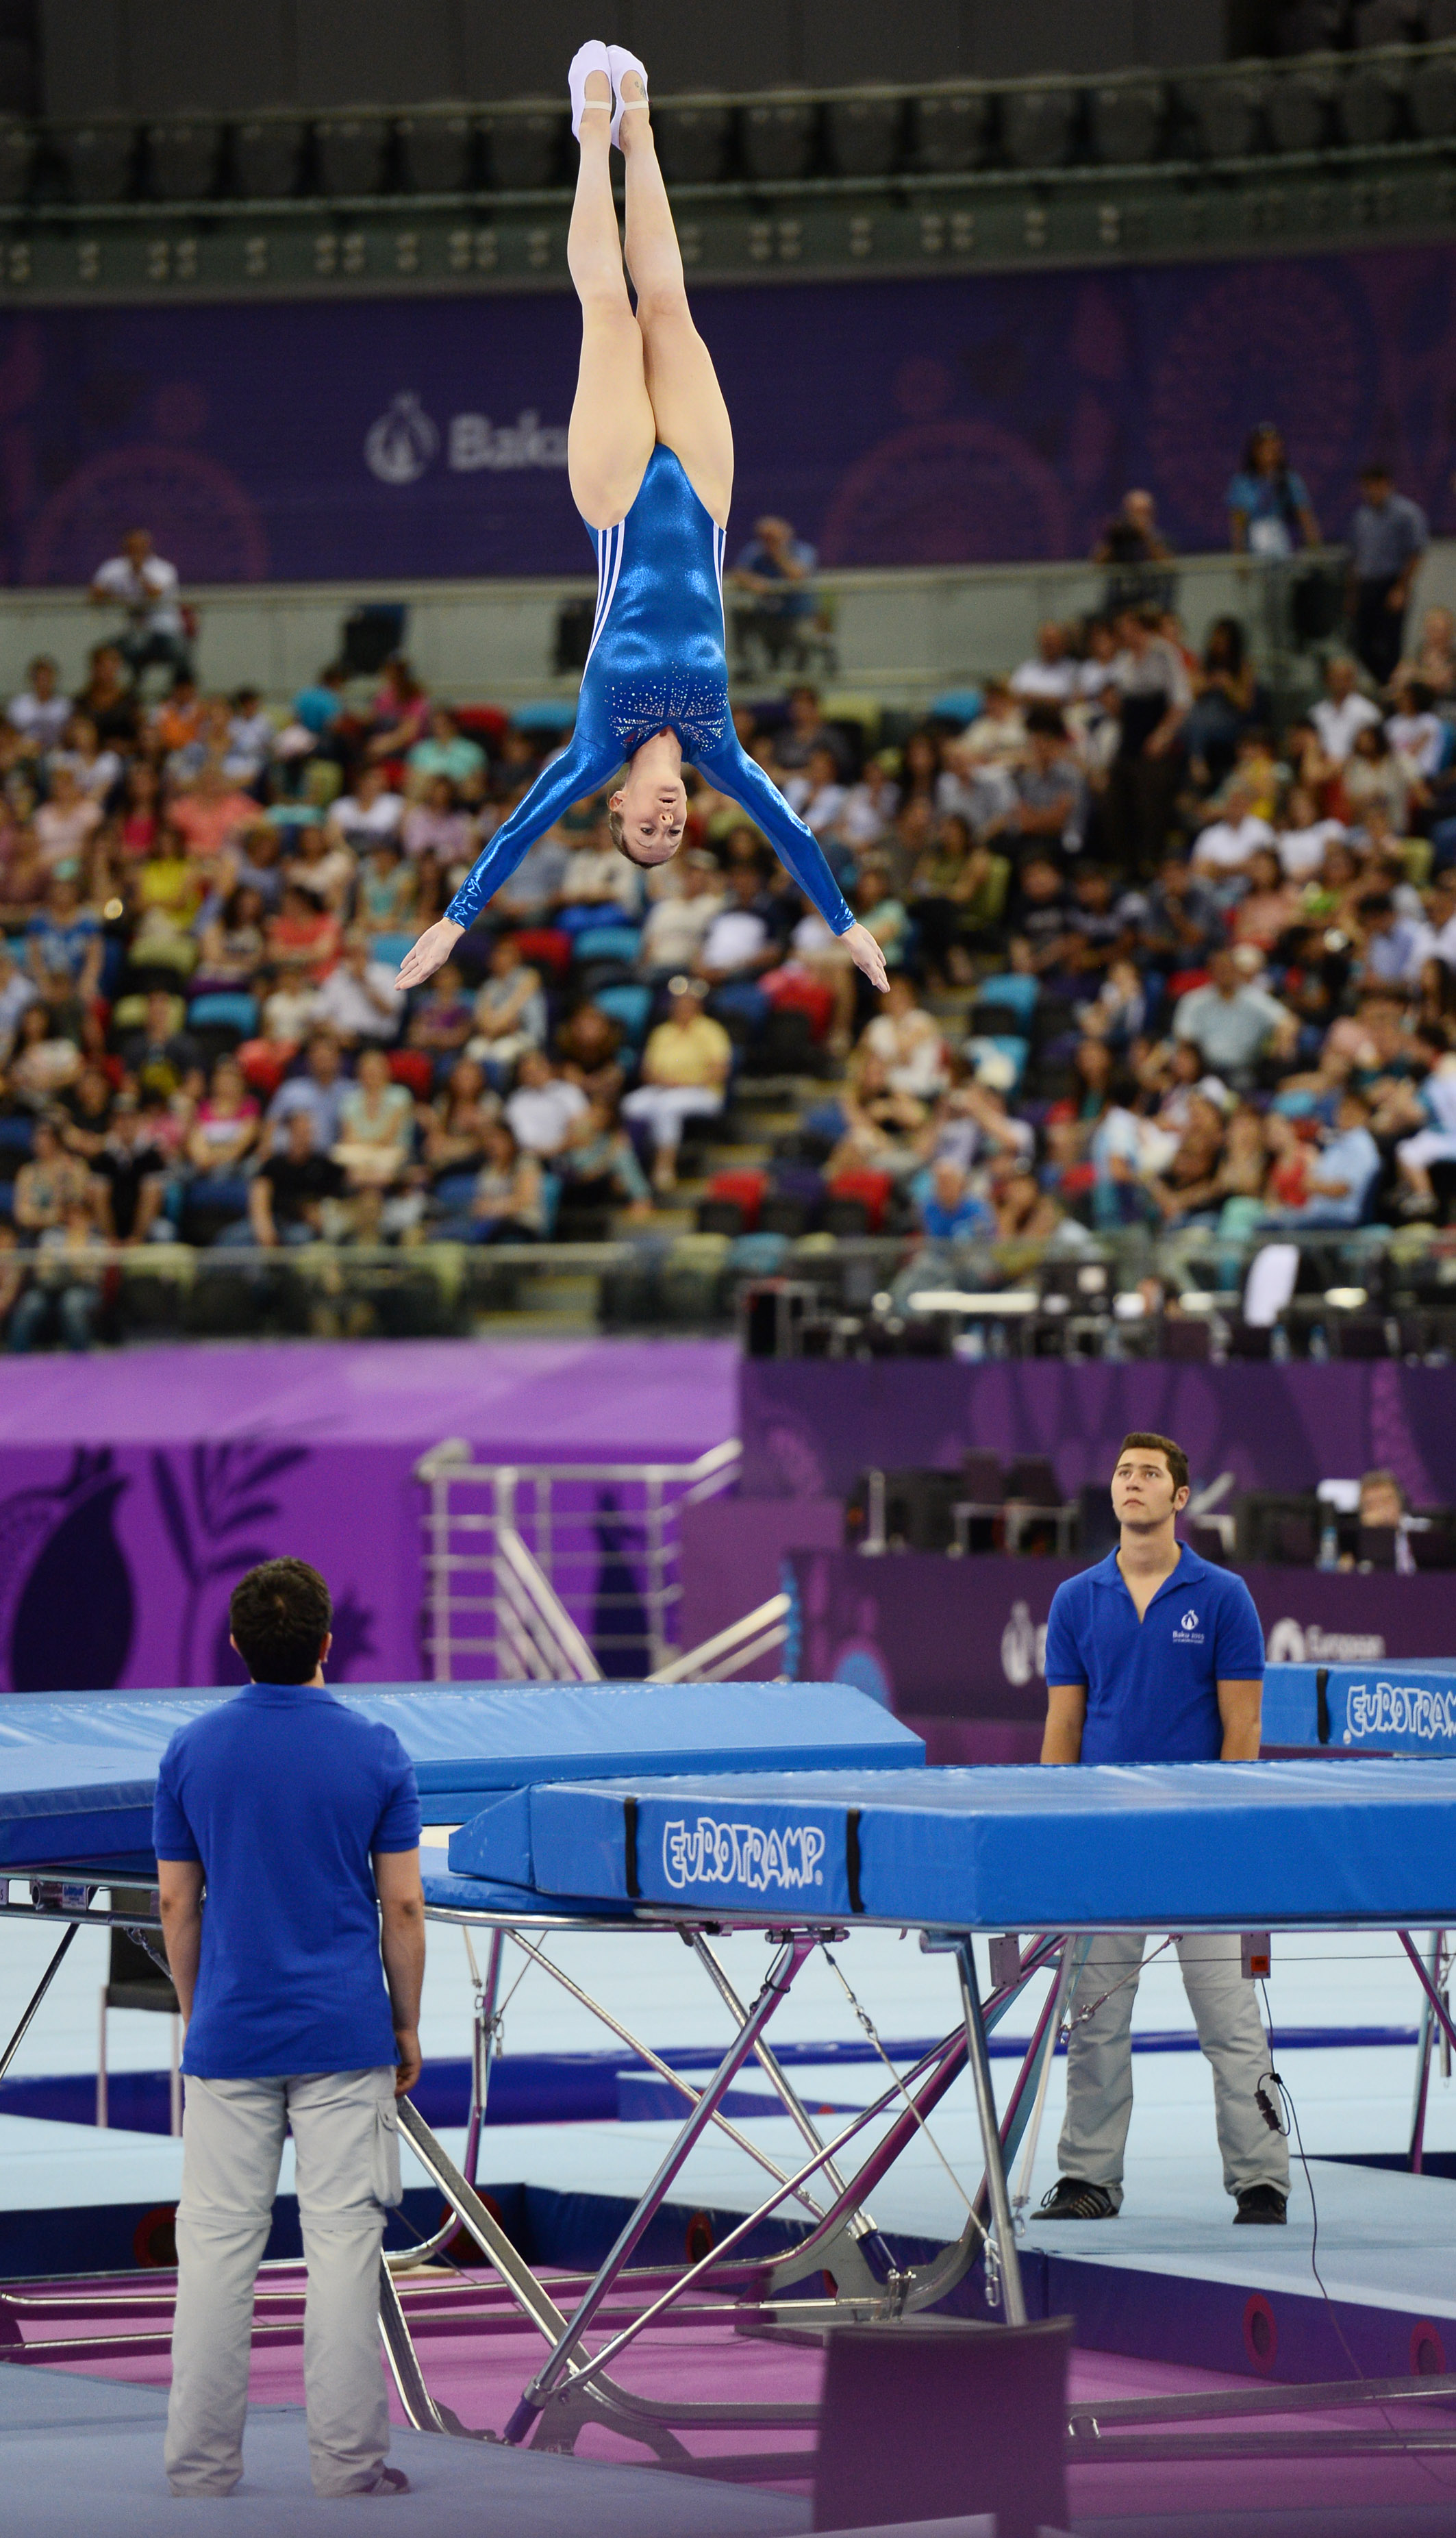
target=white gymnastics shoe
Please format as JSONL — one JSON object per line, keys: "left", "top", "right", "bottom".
{"left": 606, "top": 45, "right": 649, "bottom": 151}
{"left": 568, "top": 40, "right": 612, "bottom": 141}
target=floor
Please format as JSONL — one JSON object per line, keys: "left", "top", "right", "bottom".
{"left": 6, "top": 1921, "right": 1456, "bottom": 2533}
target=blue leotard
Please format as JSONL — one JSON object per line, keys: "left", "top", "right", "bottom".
{"left": 444, "top": 446, "right": 854, "bottom": 936}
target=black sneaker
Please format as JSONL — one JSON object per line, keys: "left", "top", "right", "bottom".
{"left": 1034, "top": 2176, "right": 1118, "bottom": 2220}
{"left": 1234, "top": 2184, "right": 1288, "bottom": 2225}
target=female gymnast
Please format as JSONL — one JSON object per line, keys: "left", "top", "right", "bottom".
{"left": 397, "top": 42, "right": 888, "bottom": 999}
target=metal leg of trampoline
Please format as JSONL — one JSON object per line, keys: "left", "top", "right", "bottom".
{"left": 956, "top": 1939, "right": 1027, "bottom": 2328}
{"left": 385, "top": 1928, "right": 505, "bottom": 2278}
{"left": 1408, "top": 1929, "right": 1446, "bottom": 2175}
{"left": 506, "top": 1935, "right": 815, "bottom": 2441}
{"left": 502, "top": 1925, "right": 832, "bottom": 2222}
{"left": 0, "top": 1921, "right": 79, "bottom": 2085}
{"left": 1401, "top": 1930, "right": 1456, "bottom": 2069}
{"left": 690, "top": 1932, "right": 883, "bottom": 2246}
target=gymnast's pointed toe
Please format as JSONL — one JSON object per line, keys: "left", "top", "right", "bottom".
{"left": 606, "top": 45, "right": 650, "bottom": 149}
{"left": 568, "top": 40, "right": 613, "bottom": 140}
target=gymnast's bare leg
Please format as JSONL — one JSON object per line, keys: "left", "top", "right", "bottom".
{"left": 565, "top": 66, "right": 656, "bottom": 532}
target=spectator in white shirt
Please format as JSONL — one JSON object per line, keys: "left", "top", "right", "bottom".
{"left": 1190, "top": 782, "right": 1276, "bottom": 879}
{"left": 783, "top": 743, "right": 849, "bottom": 836}
{"left": 637, "top": 851, "right": 724, "bottom": 980}
{"left": 309, "top": 930, "right": 403, "bottom": 1045}
{"left": 89, "top": 527, "right": 190, "bottom": 680}
{"left": 505, "top": 1048, "right": 588, "bottom": 1158}
{"left": 8, "top": 657, "right": 71, "bottom": 756}
{"left": 1009, "top": 621, "right": 1079, "bottom": 705}
{"left": 1272, "top": 786, "right": 1347, "bottom": 880}
{"left": 225, "top": 687, "right": 275, "bottom": 785}
{"left": 1388, "top": 684, "right": 1446, "bottom": 783}
{"left": 1309, "top": 655, "right": 1381, "bottom": 766}
{"left": 694, "top": 866, "right": 775, "bottom": 988}
{"left": 324, "top": 765, "right": 404, "bottom": 856}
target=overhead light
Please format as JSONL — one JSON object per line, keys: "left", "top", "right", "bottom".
{"left": 824, "top": 95, "right": 903, "bottom": 179}
{"left": 397, "top": 113, "right": 474, "bottom": 195}
{"left": 1089, "top": 81, "right": 1166, "bottom": 165}
{"left": 740, "top": 99, "right": 817, "bottom": 183}
{"left": 55, "top": 121, "right": 136, "bottom": 204}
{"left": 653, "top": 103, "right": 733, "bottom": 184}
{"left": 147, "top": 122, "right": 221, "bottom": 203}
{"left": 314, "top": 116, "right": 391, "bottom": 198}
{"left": 1325, "top": 1286, "right": 1369, "bottom": 1310}
{"left": 1001, "top": 86, "right": 1079, "bottom": 170}
{"left": 481, "top": 109, "right": 562, "bottom": 191}
{"left": 234, "top": 117, "right": 306, "bottom": 199}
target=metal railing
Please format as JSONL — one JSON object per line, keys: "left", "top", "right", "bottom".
{"left": 649, "top": 1592, "right": 792, "bottom": 1685}
{"left": 414, "top": 1438, "right": 741, "bottom": 1682}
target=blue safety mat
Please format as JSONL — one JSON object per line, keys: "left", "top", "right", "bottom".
{"left": 0, "top": 1680, "right": 921, "bottom": 1867}
{"left": 1262, "top": 1661, "right": 1456, "bottom": 1756}
{"left": 421, "top": 1861, "right": 634, "bottom": 1919}
{"left": 510, "top": 1758, "right": 1456, "bottom": 1929}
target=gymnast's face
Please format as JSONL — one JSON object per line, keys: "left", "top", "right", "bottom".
{"left": 610, "top": 760, "right": 688, "bottom": 865}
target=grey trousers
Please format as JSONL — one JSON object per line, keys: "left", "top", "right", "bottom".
{"left": 1057, "top": 1932, "right": 1290, "bottom": 2209}
{"left": 166, "top": 2065, "right": 401, "bottom": 2498}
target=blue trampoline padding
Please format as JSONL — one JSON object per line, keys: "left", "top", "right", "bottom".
{"left": 421, "top": 1861, "right": 633, "bottom": 1919}
{"left": 0, "top": 1680, "right": 920, "bottom": 1868}
{"left": 1262, "top": 1662, "right": 1456, "bottom": 1756}
{"left": 447, "top": 1682, "right": 926, "bottom": 1882}
{"left": 520, "top": 1758, "right": 1456, "bottom": 1930}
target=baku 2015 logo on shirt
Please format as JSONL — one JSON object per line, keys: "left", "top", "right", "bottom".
{"left": 1172, "top": 1607, "right": 1205, "bottom": 1645}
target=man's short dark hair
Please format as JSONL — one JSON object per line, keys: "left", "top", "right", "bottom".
{"left": 229, "top": 1558, "right": 331, "bottom": 1684}
{"left": 1116, "top": 1431, "right": 1190, "bottom": 1496}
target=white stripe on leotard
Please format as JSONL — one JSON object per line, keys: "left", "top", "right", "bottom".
{"left": 713, "top": 521, "right": 726, "bottom": 640}
{"left": 585, "top": 519, "right": 626, "bottom": 670}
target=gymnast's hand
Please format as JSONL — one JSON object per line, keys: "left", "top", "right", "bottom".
{"left": 396, "top": 917, "right": 466, "bottom": 992}
{"left": 842, "top": 921, "right": 890, "bottom": 995}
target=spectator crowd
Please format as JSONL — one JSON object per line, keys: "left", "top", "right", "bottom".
{"left": 0, "top": 462, "right": 1453, "bottom": 1349}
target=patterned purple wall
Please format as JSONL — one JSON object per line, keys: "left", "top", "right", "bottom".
{"left": 0, "top": 243, "right": 1451, "bottom": 584}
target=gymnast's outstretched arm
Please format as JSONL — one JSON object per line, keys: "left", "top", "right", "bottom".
{"left": 395, "top": 732, "right": 619, "bottom": 987}
{"left": 696, "top": 732, "right": 889, "bottom": 991}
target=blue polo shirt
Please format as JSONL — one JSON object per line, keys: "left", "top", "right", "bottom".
{"left": 153, "top": 1680, "right": 421, "bottom": 2080}
{"left": 1044, "top": 1544, "right": 1265, "bottom": 1765}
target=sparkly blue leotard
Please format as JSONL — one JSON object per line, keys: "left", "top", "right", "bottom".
{"left": 444, "top": 446, "right": 854, "bottom": 935}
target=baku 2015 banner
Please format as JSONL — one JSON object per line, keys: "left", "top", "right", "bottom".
{"left": 0, "top": 242, "right": 1451, "bottom": 585}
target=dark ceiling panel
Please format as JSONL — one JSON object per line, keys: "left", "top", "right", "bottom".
{"left": 123, "top": 0, "right": 294, "bottom": 113}
{"left": 297, "top": 0, "right": 464, "bottom": 107}
{"left": 39, "top": 0, "right": 123, "bottom": 116}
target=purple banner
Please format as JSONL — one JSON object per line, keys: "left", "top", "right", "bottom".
{"left": 788, "top": 1548, "right": 1456, "bottom": 1750}
{"left": 740, "top": 1359, "right": 1456, "bottom": 1513}
{"left": 0, "top": 1335, "right": 736, "bottom": 1693}
{"left": 0, "top": 244, "right": 1453, "bottom": 582}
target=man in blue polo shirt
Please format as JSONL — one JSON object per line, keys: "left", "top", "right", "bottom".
{"left": 1036, "top": 1430, "right": 1289, "bottom": 2226}
{"left": 155, "top": 1558, "right": 425, "bottom": 2498}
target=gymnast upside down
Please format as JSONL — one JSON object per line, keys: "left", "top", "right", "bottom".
{"left": 397, "top": 41, "right": 888, "bottom": 999}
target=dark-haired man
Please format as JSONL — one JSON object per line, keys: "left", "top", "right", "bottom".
{"left": 155, "top": 1558, "right": 423, "bottom": 2498}
{"left": 1036, "top": 1432, "right": 1288, "bottom": 2227}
